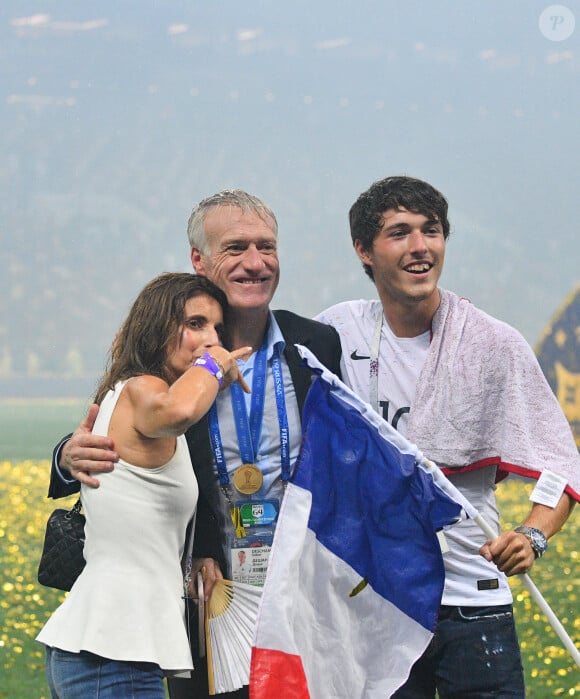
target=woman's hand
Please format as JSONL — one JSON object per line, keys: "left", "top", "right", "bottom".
{"left": 207, "top": 346, "right": 252, "bottom": 393}
{"left": 188, "top": 558, "right": 224, "bottom": 602}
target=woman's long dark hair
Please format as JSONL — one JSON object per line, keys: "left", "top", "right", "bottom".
{"left": 93, "top": 273, "right": 228, "bottom": 405}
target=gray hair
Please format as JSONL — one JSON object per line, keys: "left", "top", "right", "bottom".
{"left": 187, "top": 189, "right": 278, "bottom": 254}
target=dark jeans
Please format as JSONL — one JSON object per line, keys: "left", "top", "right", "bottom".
{"left": 45, "top": 647, "right": 165, "bottom": 699}
{"left": 392, "top": 604, "right": 525, "bottom": 699}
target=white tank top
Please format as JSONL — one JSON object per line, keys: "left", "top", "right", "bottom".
{"left": 37, "top": 381, "right": 198, "bottom": 675}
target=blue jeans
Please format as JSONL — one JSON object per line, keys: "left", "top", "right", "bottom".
{"left": 45, "top": 647, "right": 165, "bottom": 699}
{"left": 391, "top": 604, "right": 525, "bottom": 699}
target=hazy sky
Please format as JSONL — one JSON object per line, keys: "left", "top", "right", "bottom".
{"left": 2, "top": 0, "right": 579, "bottom": 378}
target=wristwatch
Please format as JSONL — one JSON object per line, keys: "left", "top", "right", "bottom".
{"left": 514, "top": 526, "right": 548, "bottom": 559}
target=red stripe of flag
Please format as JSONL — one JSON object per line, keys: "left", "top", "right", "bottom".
{"left": 250, "top": 648, "right": 310, "bottom": 699}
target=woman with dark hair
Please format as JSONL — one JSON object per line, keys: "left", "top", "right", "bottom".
{"left": 37, "top": 272, "right": 251, "bottom": 699}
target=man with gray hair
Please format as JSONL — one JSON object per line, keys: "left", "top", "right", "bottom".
{"left": 49, "top": 189, "right": 343, "bottom": 698}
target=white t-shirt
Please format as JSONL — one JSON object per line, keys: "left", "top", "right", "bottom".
{"left": 316, "top": 299, "right": 512, "bottom": 606}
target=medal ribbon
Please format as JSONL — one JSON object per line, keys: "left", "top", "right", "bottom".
{"left": 208, "top": 339, "right": 291, "bottom": 491}
{"left": 230, "top": 338, "right": 268, "bottom": 466}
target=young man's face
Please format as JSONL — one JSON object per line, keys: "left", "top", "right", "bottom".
{"left": 191, "top": 206, "right": 279, "bottom": 314}
{"left": 355, "top": 207, "right": 446, "bottom": 311}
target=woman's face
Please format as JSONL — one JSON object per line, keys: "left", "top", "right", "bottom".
{"left": 165, "top": 293, "right": 224, "bottom": 382}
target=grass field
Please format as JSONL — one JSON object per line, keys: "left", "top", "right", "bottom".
{"left": 0, "top": 402, "right": 578, "bottom": 697}
{"left": 0, "top": 399, "right": 89, "bottom": 461}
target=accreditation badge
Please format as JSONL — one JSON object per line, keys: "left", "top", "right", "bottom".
{"left": 230, "top": 498, "right": 279, "bottom": 586}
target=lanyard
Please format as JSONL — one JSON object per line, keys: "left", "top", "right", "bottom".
{"left": 369, "top": 310, "right": 383, "bottom": 414}
{"left": 368, "top": 308, "right": 433, "bottom": 414}
{"left": 208, "top": 342, "right": 290, "bottom": 500}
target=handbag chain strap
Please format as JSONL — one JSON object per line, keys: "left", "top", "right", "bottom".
{"left": 65, "top": 497, "right": 83, "bottom": 519}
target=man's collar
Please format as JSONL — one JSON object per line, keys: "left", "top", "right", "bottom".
{"left": 267, "top": 310, "right": 285, "bottom": 357}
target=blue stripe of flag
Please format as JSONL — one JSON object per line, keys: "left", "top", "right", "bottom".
{"left": 293, "top": 377, "right": 464, "bottom": 631}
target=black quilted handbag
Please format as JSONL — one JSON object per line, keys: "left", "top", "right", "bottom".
{"left": 38, "top": 498, "right": 86, "bottom": 591}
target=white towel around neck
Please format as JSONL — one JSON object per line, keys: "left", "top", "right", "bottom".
{"left": 406, "top": 290, "right": 580, "bottom": 501}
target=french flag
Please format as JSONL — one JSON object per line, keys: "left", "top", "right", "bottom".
{"left": 250, "top": 347, "right": 468, "bottom": 699}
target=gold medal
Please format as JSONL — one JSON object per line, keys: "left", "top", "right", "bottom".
{"left": 233, "top": 463, "right": 263, "bottom": 495}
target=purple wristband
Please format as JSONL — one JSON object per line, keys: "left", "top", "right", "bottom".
{"left": 193, "top": 351, "right": 224, "bottom": 387}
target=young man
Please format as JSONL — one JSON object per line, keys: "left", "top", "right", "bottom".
{"left": 316, "top": 175, "right": 579, "bottom": 698}
{"left": 49, "top": 189, "right": 342, "bottom": 699}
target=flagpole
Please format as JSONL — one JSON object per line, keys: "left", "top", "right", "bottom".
{"left": 426, "top": 461, "right": 580, "bottom": 669}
